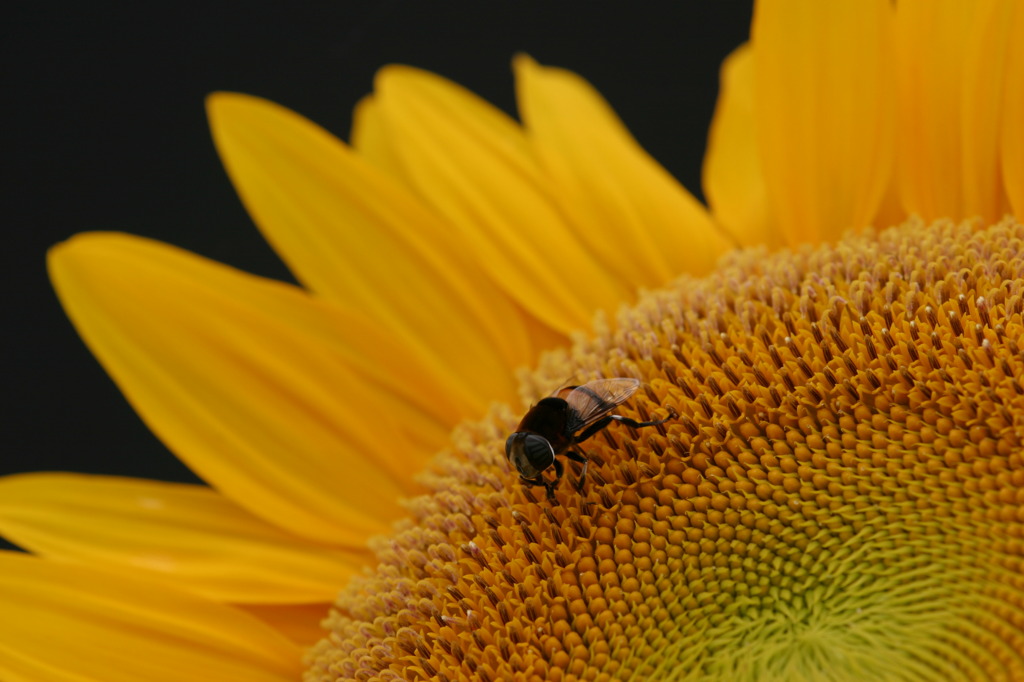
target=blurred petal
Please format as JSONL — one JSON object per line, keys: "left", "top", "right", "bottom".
{"left": 238, "top": 603, "right": 330, "bottom": 648}
{"left": 0, "top": 551, "right": 300, "bottom": 682}
{"left": 0, "top": 473, "right": 363, "bottom": 603}
{"left": 702, "top": 44, "right": 777, "bottom": 248}
{"left": 370, "top": 65, "right": 628, "bottom": 335}
{"left": 872, "top": 166, "right": 909, "bottom": 230}
{"left": 208, "top": 93, "right": 526, "bottom": 402}
{"left": 893, "top": 0, "right": 977, "bottom": 220}
{"left": 961, "top": 0, "right": 1015, "bottom": 222}
{"left": 48, "top": 233, "right": 453, "bottom": 544}
{"left": 752, "top": 0, "right": 894, "bottom": 243}
{"left": 1001, "top": 2, "right": 1024, "bottom": 216}
{"left": 514, "top": 55, "right": 730, "bottom": 285}
{"left": 351, "top": 94, "right": 404, "bottom": 178}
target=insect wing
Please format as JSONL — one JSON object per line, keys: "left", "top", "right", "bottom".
{"left": 556, "top": 378, "right": 640, "bottom": 432}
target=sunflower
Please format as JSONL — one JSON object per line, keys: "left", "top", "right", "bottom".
{"left": 3, "top": 2, "right": 1023, "bottom": 681}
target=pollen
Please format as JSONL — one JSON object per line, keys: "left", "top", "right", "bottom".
{"left": 307, "top": 219, "right": 1024, "bottom": 682}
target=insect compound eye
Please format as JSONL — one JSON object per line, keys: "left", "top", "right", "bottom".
{"left": 504, "top": 433, "right": 519, "bottom": 461}
{"left": 505, "top": 432, "right": 553, "bottom": 479}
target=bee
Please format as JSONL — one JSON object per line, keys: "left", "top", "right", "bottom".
{"left": 505, "top": 378, "right": 676, "bottom": 501}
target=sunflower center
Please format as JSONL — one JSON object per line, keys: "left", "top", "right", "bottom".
{"left": 686, "top": 523, "right": 979, "bottom": 681}
{"left": 307, "top": 218, "right": 1024, "bottom": 682}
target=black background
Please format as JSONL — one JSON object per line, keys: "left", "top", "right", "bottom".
{"left": 5, "top": 2, "right": 753, "bottom": 487}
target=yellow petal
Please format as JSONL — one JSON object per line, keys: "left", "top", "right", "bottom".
{"left": 893, "top": 0, "right": 978, "bottom": 221}
{"left": 0, "top": 551, "right": 300, "bottom": 682}
{"left": 0, "top": 473, "right": 363, "bottom": 603}
{"left": 208, "top": 92, "right": 527, "bottom": 402}
{"left": 1001, "top": 2, "right": 1024, "bottom": 216}
{"left": 513, "top": 55, "right": 731, "bottom": 285}
{"left": 702, "top": 44, "right": 777, "bottom": 248}
{"left": 48, "top": 232, "right": 448, "bottom": 544}
{"left": 753, "top": 0, "right": 894, "bottom": 243}
{"left": 370, "top": 65, "right": 627, "bottom": 335}
{"left": 961, "top": 0, "right": 1015, "bottom": 222}
{"left": 237, "top": 603, "right": 330, "bottom": 648}
{"left": 356, "top": 91, "right": 574, "bottom": 360}
{"left": 350, "top": 94, "right": 404, "bottom": 178}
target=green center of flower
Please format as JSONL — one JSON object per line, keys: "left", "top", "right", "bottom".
{"left": 307, "top": 219, "right": 1024, "bottom": 682}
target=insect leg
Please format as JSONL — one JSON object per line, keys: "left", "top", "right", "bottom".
{"left": 520, "top": 459, "right": 563, "bottom": 502}
{"left": 547, "top": 459, "right": 564, "bottom": 501}
{"left": 605, "top": 411, "right": 676, "bottom": 430}
{"left": 519, "top": 474, "right": 554, "bottom": 502}
{"left": 564, "top": 449, "right": 589, "bottom": 492}
{"left": 574, "top": 409, "right": 677, "bottom": 444}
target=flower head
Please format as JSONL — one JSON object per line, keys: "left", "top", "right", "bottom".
{"left": 309, "top": 217, "right": 1024, "bottom": 681}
